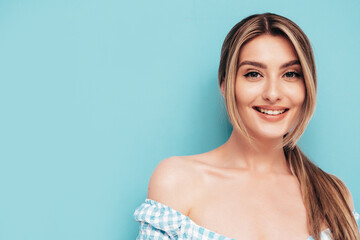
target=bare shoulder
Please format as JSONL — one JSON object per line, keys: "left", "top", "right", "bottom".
{"left": 147, "top": 155, "right": 201, "bottom": 216}
{"left": 328, "top": 173, "right": 355, "bottom": 212}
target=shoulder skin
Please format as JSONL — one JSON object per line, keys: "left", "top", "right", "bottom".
{"left": 147, "top": 156, "right": 198, "bottom": 216}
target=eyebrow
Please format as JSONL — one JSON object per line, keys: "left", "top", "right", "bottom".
{"left": 238, "top": 59, "right": 300, "bottom": 69}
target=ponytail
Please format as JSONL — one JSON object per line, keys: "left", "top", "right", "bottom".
{"left": 285, "top": 145, "right": 360, "bottom": 240}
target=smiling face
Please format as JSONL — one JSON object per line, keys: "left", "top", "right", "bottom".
{"left": 233, "top": 34, "right": 306, "bottom": 141}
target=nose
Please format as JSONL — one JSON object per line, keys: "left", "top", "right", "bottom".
{"left": 262, "top": 77, "right": 282, "bottom": 103}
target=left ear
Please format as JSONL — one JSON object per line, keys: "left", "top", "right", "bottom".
{"left": 220, "top": 81, "right": 225, "bottom": 98}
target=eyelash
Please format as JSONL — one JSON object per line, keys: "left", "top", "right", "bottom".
{"left": 243, "top": 71, "right": 302, "bottom": 79}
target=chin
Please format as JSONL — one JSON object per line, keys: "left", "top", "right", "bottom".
{"left": 250, "top": 129, "right": 288, "bottom": 141}
{"left": 258, "top": 135, "right": 285, "bottom": 141}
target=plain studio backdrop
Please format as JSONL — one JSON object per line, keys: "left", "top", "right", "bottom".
{"left": 0, "top": 0, "right": 359, "bottom": 239}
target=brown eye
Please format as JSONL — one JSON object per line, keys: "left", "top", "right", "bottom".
{"left": 284, "top": 71, "right": 301, "bottom": 78}
{"left": 244, "top": 72, "right": 262, "bottom": 79}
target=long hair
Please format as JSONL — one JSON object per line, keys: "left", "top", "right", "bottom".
{"left": 218, "top": 12, "right": 359, "bottom": 240}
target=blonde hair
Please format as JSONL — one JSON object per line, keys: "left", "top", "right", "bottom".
{"left": 218, "top": 12, "right": 359, "bottom": 240}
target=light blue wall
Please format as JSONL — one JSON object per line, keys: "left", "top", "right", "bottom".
{"left": 0, "top": 0, "right": 359, "bottom": 239}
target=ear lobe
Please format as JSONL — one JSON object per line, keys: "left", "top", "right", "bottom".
{"left": 220, "top": 82, "right": 225, "bottom": 98}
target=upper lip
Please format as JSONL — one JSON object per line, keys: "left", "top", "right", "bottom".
{"left": 253, "top": 105, "right": 289, "bottom": 110}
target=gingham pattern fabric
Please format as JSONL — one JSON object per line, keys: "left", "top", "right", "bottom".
{"left": 134, "top": 198, "right": 360, "bottom": 240}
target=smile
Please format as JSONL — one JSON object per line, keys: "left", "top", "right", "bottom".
{"left": 252, "top": 106, "right": 290, "bottom": 122}
{"left": 254, "top": 107, "right": 289, "bottom": 115}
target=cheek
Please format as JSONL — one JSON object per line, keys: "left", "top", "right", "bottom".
{"left": 288, "top": 83, "right": 306, "bottom": 124}
{"left": 235, "top": 81, "right": 262, "bottom": 105}
{"left": 298, "top": 84, "right": 306, "bottom": 105}
{"left": 285, "top": 82, "right": 306, "bottom": 106}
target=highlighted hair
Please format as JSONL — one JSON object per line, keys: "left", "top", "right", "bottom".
{"left": 218, "top": 12, "right": 359, "bottom": 240}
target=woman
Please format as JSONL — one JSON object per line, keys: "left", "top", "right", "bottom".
{"left": 133, "top": 12, "right": 360, "bottom": 240}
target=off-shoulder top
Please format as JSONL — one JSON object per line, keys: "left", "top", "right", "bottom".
{"left": 133, "top": 198, "right": 360, "bottom": 240}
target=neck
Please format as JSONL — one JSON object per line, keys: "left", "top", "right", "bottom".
{"left": 217, "top": 129, "right": 290, "bottom": 175}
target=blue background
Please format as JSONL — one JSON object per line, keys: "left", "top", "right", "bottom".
{"left": 0, "top": 0, "right": 359, "bottom": 239}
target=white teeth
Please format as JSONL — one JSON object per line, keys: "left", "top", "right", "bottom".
{"left": 258, "top": 108, "right": 286, "bottom": 115}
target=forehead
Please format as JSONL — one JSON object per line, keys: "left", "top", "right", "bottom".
{"left": 238, "top": 34, "right": 299, "bottom": 63}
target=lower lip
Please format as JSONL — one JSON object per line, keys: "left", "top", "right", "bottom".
{"left": 254, "top": 108, "right": 289, "bottom": 122}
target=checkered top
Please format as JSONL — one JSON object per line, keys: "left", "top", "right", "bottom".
{"left": 134, "top": 198, "right": 359, "bottom": 240}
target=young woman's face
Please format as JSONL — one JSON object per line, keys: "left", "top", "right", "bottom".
{"left": 235, "top": 34, "right": 305, "bottom": 141}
